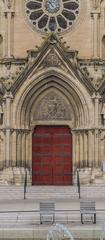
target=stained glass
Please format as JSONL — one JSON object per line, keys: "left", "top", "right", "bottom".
{"left": 25, "top": 0, "right": 80, "bottom": 33}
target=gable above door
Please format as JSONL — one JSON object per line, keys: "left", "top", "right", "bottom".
{"left": 11, "top": 34, "right": 95, "bottom": 95}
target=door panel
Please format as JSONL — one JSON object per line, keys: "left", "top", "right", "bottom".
{"left": 32, "top": 126, "right": 72, "bottom": 185}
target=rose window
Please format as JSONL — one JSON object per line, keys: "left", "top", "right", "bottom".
{"left": 25, "top": 0, "right": 80, "bottom": 33}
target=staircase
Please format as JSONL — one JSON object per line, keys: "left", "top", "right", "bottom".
{"left": 0, "top": 186, "right": 78, "bottom": 201}
{"left": 81, "top": 185, "right": 105, "bottom": 199}
{"left": 0, "top": 185, "right": 104, "bottom": 201}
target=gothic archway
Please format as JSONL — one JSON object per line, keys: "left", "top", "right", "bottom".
{"left": 11, "top": 69, "right": 94, "bottom": 183}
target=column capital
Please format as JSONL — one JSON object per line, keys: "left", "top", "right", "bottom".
{"left": 3, "top": 91, "right": 13, "bottom": 100}
{"left": 91, "top": 92, "right": 102, "bottom": 100}
{"left": 4, "top": 10, "right": 15, "bottom": 18}
{"left": 91, "top": 11, "right": 101, "bottom": 19}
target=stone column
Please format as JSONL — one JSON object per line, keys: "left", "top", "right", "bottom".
{"left": 72, "top": 131, "right": 76, "bottom": 169}
{"left": 88, "top": 130, "right": 94, "bottom": 167}
{"left": 84, "top": 131, "right": 88, "bottom": 167}
{"left": 5, "top": 129, "right": 11, "bottom": 167}
{"left": 80, "top": 132, "right": 84, "bottom": 168}
{"left": 94, "top": 129, "right": 99, "bottom": 167}
{"left": 92, "top": 93, "right": 101, "bottom": 167}
{"left": 94, "top": 94, "right": 101, "bottom": 127}
{"left": 0, "top": 132, "right": 4, "bottom": 169}
{"left": 11, "top": 130, "right": 17, "bottom": 166}
{"left": 94, "top": 96, "right": 99, "bottom": 167}
{"left": 26, "top": 131, "right": 31, "bottom": 169}
{"left": 29, "top": 131, "right": 32, "bottom": 170}
{"left": 17, "top": 131, "right": 22, "bottom": 167}
{"left": 75, "top": 132, "right": 80, "bottom": 168}
{"left": 99, "top": 131, "right": 104, "bottom": 165}
{"left": 4, "top": 1, "right": 15, "bottom": 57}
{"left": 4, "top": 92, "right": 13, "bottom": 166}
{"left": 6, "top": 93, "right": 13, "bottom": 127}
{"left": 22, "top": 132, "right": 26, "bottom": 167}
{"left": 91, "top": 11, "right": 100, "bottom": 58}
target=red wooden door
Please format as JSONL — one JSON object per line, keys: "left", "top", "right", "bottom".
{"left": 32, "top": 126, "right": 72, "bottom": 185}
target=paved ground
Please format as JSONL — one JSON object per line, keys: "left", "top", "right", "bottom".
{"left": 0, "top": 197, "right": 105, "bottom": 226}
{"left": 0, "top": 185, "right": 105, "bottom": 239}
{"left": 0, "top": 197, "right": 105, "bottom": 211}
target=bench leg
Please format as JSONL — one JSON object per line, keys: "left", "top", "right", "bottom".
{"left": 81, "top": 214, "right": 84, "bottom": 224}
{"left": 53, "top": 214, "right": 55, "bottom": 223}
{"left": 40, "top": 215, "right": 42, "bottom": 224}
{"left": 94, "top": 213, "right": 96, "bottom": 224}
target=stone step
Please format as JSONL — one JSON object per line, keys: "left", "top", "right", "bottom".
{"left": 0, "top": 186, "right": 78, "bottom": 200}
{"left": 0, "top": 185, "right": 105, "bottom": 200}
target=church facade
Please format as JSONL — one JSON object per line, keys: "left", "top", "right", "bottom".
{"left": 0, "top": 0, "right": 105, "bottom": 185}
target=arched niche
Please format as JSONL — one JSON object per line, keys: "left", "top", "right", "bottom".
{"left": 13, "top": 71, "right": 92, "bottom": 129}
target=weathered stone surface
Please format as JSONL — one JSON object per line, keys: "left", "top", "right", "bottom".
{"left": 0, "top": 167, "right": 31, "bottom": 185}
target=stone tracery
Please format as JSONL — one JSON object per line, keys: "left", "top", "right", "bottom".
{"left": 25, "top": 0, "right": 80, "bottom": 33}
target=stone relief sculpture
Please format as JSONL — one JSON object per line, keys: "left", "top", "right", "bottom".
{"left": 43, "top": 50, "right": 61, "bottom": 67}
{"left": 34, "top": 92, "right": 72, "bottom": 120}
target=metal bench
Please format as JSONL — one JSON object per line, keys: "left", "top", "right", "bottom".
{"left": 80, "top": 200, "right": 96, "bottom": 224}
{"left": 40, "top": 202, "right": 55, "bottom": 224}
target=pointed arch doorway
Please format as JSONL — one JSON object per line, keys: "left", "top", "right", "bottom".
{"left": 32, "top": 125, "right": 72, "bottom": 185}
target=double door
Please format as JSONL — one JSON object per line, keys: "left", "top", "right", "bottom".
{"left": 32, "top": 126, "right": 72, "bottom": 185}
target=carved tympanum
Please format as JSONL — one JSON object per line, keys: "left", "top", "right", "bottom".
{"left": 34, "top": 92, "right": 72, "bottom": 120}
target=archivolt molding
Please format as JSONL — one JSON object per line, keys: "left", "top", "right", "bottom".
{"left": 24, "top": 79, "right": 85, "bottom": 128}
{"left": 12, "top": 68, "right": 94, "bottom": 129}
